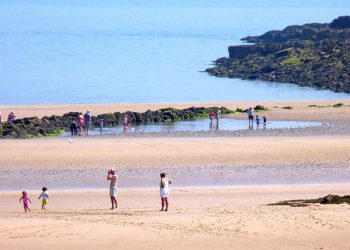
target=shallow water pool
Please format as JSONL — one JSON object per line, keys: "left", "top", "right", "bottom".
{"left": 61, "top": 118, "right": 322, "bottom": 136}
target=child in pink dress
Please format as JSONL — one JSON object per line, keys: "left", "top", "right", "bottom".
{"left": 19, "top": 191, "right": 32, "bottom": 212}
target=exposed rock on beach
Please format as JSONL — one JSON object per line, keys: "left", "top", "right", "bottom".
{"left": 0, "top": 106, "right": 234, "bottom": 139}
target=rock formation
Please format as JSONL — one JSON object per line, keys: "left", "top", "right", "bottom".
{"left": 0, "top": 106, "right": 234, "bottom": 139}
{"left": 206, "top": 16, "right": 350, "bottom": 93}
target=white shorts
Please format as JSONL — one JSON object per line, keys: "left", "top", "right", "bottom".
{"left": 160, "top": 188, "right": 169, "bottom": 198}
{"left": 110, "top": 185, "right": 117, "bottom": 197}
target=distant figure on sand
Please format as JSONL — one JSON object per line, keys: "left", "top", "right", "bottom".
{"left": 38, "top": 187, "right": 49, "bottom": 210}
{"left": 84, "top": 111, "right": 91, "bottom": 134}
{"left": 247, "top": 107, "right": 254, "bottom": 125}
{"left": 107, "top": 169, "right": 118, "bottom": 210}
{"left": 70, "top": 119, "right": 78, "bottom": 136}
{"left": 19, "top": 191, "right": 31, "bottom": 212}
{"left": 263, "top": 116, "right": 267, "bottom": 128}
{"left": 159, "top": 172, "right": 173, "bottom": 212}
{"left": 7, "top": 112, "right": 16, "bottom": 124}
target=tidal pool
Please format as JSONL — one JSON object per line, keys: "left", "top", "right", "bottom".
{"left": 61, "top": 118, "right": 322, "bottom": 136}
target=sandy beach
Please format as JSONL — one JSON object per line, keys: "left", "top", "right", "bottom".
{"left": 1, "top": 100, "right": 350, "bottom": 249}
{"left": 1, "top": 185, "right": 350, "bottom": 250}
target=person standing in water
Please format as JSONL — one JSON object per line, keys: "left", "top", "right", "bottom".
{"left": 107, "top": 169, "right": 118, "bottom": 210}
{"left": 247, "top": 107, "right": 254, "bottom": 125}
{"left": 70, "top": 119, "right": 78, "bottom": 136}
{"left": 215, "top": 109, "right": 220, "bottom": 122}
{"left": 159, "top": 172, "right": 173, "bottom": 212}
{"left": 263, "top": 116, "right": 267, "bottom": 129}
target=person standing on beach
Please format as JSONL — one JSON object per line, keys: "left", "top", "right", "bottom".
{"left": 19, "top": 191, "right": 32, "bottom": 212}
{"left": 7, "top": 112, "right": 16, "bottom": 124}
{"left": 247, "top": 107, "right": 254, "bottom": 125}
{"left": 77, "top": 113, "right": 84, "bottom": 134}
{"left": 215, "top": 109, "right": 220, "bottom": 122}
{"left": 107, "top": 169, "right": 118, "bottom": 210}
{"left": 84, "top": 111, "right": 91, "bottom": 135}
{"left": 70, "top": 119, "right": 78, "bottom": 136}
{"left": 38, "top": 187, "right": 49, "bottom": 210}
{"left": 159, "top": 172, "right": 173, "bottom": 212}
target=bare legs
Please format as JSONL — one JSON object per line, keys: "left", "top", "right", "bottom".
{"left": 160, "top": 197, "right": 169, "bottom": 211}
{"left": 110, "top": 197, "right": 117, "bottom": 210}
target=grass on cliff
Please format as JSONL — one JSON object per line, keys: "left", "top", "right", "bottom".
{"left": 281, "top": 54, "right": 302, "bottom": 66}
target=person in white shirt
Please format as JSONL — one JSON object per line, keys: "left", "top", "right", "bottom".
{"left": 247, "top": 107, "right": 254, "bottom": 125}
{"left": 159, "top": 172, "right": 173, "bottom": 212}
{"left": 38, "top": 187, "right": 49, "bottom": 210}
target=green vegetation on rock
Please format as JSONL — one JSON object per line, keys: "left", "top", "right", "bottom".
{"left": 206, "top": 16, "right": 350, "bottom": 93}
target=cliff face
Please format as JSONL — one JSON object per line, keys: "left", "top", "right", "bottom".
{"left": 206, "top": 16, "right": 350, "bottom": 93}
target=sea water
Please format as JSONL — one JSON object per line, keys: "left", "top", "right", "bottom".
{"left": 0, "top": 0, "right": 350, "bottom": 104}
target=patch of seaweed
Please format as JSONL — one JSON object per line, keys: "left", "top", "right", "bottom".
{"left": 268, "top": 194, "right": 350, "bottom": 207}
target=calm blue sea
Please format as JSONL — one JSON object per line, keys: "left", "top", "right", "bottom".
{"left": 0, "top": 0, "right": 350, "bottom": 104}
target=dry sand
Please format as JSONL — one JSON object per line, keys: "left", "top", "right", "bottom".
{"left": 1, "top": 185, "right": 350, "bottom": 250}
{"left": 1, "top": 100, "right": 350, "bottom": 249}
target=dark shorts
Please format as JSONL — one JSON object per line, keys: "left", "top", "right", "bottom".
{"left": 85, "top": 122, "right": 90, "bottom": 129}
{"left": 248, "top": 115, "right": 254, "bottom": 120}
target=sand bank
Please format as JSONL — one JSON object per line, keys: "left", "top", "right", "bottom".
{"left": 1, "top": 99, "right": 350, "bottom": 121}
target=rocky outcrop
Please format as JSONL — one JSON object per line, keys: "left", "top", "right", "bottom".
{"left": 206, "top": 16, "right": 350, "bottom": 93}
{"left": 0, "top": 106, "right": 234, "bottom": 139}
{"left": 330, "top": 16, "right": 350, "bottom": 29}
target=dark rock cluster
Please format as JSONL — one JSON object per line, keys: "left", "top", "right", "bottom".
{"left": 269, "top": 194, "right": 350, "bottom": 207}
{"left": 0, "top": 106, "right": 234, "bottom": 139}
{"left": 206, "top": 16, "right": 350, "bottom": 93}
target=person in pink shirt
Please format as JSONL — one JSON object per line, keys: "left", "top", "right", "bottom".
{"left": 19, "top": 191, "right": 32, "bottom": 212}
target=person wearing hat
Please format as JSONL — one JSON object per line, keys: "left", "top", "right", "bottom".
{"left": 107, "top": 169, "right": 118, "bottom": 209}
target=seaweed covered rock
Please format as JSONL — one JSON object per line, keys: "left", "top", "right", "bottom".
{"left": 206, "top": 16, "right": 350, "bottom": 93}
{"left": 0, "top": 106, "right": 235, "bottom": 138}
